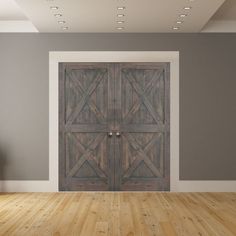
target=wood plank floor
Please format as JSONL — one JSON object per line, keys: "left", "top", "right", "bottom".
{"left": 0, "top": 192, "right": 236, "bottom": 236}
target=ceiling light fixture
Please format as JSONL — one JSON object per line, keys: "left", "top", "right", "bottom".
{"left": 117, "top": 27, "right": 124, "bottom": 30}
{"left": 54, "top": 14, "right": 62, "bottom": 17}
{"left": 176, "top": 21, "right": 183, "bottom": 24}
{"left": 184, "top": 6, "right": 192, "bottom": 10}
{"left": 180, "top": 14, "right": 187, "bottom": 17}
{"left": 172, "top": 27, "right": 180, "bottom": 30}
{"left": 50, "top": 6, "right": 58, "bottom": 10}
{"left": 58, "top": 21, "right": 66, "bottom": 24}
{"left": 117, "top": 21, "right": 125, "bottom": 24}
{"left": 117, "top": 7, "right": 125, "bottom": 10}
{"left": 62, "top": 26, "right": 68, "bottom": 30}
{"left": 117, "top": 14, "right": 125, "bottom": 17}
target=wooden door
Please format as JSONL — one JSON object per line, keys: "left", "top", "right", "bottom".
{"left": 59, "top": 63, "right": 115, "bottom": 191}
{"left": 59, "top": 62, "right": 170, "bottom": 191}
{"left": 114, "top": 63, "right": 170, "bottom": 191}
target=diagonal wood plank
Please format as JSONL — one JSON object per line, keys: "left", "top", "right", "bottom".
{"left": 66, "top": 132, "right": 102, "bottom": 176}
{"left": 71, "top": 134, "right": 107, "bottom": 179}
{"left": 124, "top": 71, "right": 163, "bottom": 124}
{"left": 123, "top": 69, "right": 163, "bottom": 124}
{"left": 69, "top": 133, "right": 107, "bottom": 178}
{"left": 144, "top": 133, "right": 162, "bottom": 153}
{"left": 66, "top": 70, "right": 106, "bottom": 125}
{"left": 67, "top": 70, "right": 107, "bottom": 124}
{"left": 67, "top": 133, "right": 107, "bottom": 178}
{"left": 86, "top": 158, "right": 107, "bottom": 179}
{"left": 69, "top": 133, "right": 87, "bottom": 153}
{"left": 123, "top": 155, "right": 143, "bottom": 179}
{"left": 67, "top": 151, "right": 93, "bottom": 178}
{"left": 122, "top": 134, "right": 162, "bottom": 179}
{"left": 123, "top": 133, "right": 161, "bottom": 177}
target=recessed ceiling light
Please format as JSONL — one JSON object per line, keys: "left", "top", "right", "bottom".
{"left": 58, "top": 21, "right": 66, "bottom": 24}
{"left": 117, "top": 27, "right": 124, "bottom": 30}
{"left": 117, "top": 7, "right": 125, "bottom": 10}
{"left": 176, "top": 21, "right": 183, "bottom": 24}
{"left": 180, "top": 14, "right": 187, "bottom": 17}
{"left": 117, "top": 21, "right": 125, "bottom": 24}
{"left": 117, "top": 14, "right": 125, "bottom": 17}
{"left": 172, "top": 27, "right": 180, "bottom": 30}
{"left": 184, "top": 6, "right": 192, "bottom": 10}
{"left": 54, "top": 14, "right": 62, "bottom": 17}
{"left": 62, "top": 26, "right": 68, "bottom": 30}
{"left": 50, "top": 6, "right": 58, "bottom": 10}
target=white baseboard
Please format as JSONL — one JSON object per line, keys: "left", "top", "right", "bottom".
{"left": 1, "top": 180, "right": 236, "bottom": 192}
{"left": 175, "top": 181, "right": 236, "bottom": 192}
{"left": 0, "top": 181, "right": 57, "bottom": 192}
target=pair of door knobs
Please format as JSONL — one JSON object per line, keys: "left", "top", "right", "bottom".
{"left": 108, "top": 132, "right": 121, "bottom": 137}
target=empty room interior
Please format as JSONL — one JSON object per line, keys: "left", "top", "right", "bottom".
{"left": 0, "top": 0, "right": 236, "bottom": 235}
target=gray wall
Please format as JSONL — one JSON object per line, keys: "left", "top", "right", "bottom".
{"left": 0, "top": 33, "right": 236, "bottom": 180}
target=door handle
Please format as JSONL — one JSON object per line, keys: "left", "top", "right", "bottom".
{"left": 116, "top": 132, "right": 121, "bottom": 137}
{"left": 108, "top": 132, "right": 113, "bottom": 137}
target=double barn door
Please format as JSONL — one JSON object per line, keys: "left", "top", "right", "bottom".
{"left": 59, "top": 62, "right": 170, "bottom": 191}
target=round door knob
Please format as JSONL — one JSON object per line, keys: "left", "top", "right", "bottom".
{"left": 116, "top": 132, "right": 121, "bottom": 137}
{"left": 108, "top": 132, "right": 113, "bottom": 137}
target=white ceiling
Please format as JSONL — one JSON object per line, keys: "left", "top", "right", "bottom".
{"left": 202, "top": 0, "right": 236, "bottom": 32}
{"left": 0, "top": 0, "right": 37, "bottom": 31}
{"left": 212, "top": 0, "right": 236, "bottom": 20}
{"left": 1, "top": 0, "right": 236, "bottom": 33}
{"left": 0, "top": 0, "right": 26, "bottom": 20}
{"left": 13, "top": 0, "right": 224, "bottom": 33}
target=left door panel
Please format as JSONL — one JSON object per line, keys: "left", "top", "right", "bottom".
{"left": 59, "top": 63, "right": 115, "bottom": 191}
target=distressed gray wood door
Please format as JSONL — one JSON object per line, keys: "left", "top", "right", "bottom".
{"left": 114, "top": 63, "right": 170, "bottom": 191}
{"left": 59, "top": 62, "right": 170, "bottom": 191}
{"left": 59, "top": 63, "right": 115, "bottom": 191}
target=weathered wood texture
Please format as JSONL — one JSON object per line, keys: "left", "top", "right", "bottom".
{"left": 59, "top": 63, "right": 114, "bottom": 191}
{"left": 117, "top": 63, "right": 170, "bottom": 191}
{"left": 0, "top": 192, "right": 236, "bottom": 236}
{"left": 59, "top": 63, "right": 170, "bottom": 191}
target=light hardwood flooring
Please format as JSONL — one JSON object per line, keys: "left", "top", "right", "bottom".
{"left": 0, "top": 192, "right": 236, "bottom": 236}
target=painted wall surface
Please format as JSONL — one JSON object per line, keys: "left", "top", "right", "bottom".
{"left": 0, "top": 33, "right": 235, "bottom": 180}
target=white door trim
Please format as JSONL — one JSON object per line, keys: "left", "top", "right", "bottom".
{"left": 1, "top": 51, "right": 235, "bottom": 192}
{"left": 49, "top": 51, "right": 180, "bottom": 192}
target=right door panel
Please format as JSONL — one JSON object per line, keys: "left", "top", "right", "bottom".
{"left": 115, "top": 63, "right": 170, "bottom": 191}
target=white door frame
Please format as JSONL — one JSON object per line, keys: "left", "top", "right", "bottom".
{"left": 49, "top": 51, "right": 179, "bottom": 192}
